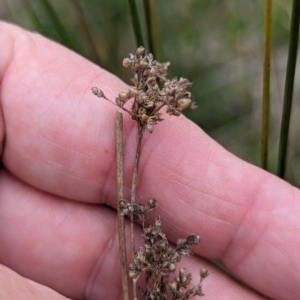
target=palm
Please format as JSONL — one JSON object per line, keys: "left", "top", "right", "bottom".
{"left": 0, "top": 22, "right": 299, "bottom": 300}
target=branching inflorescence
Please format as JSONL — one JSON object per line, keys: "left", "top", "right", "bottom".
{"left": 92, "top": 47, "right": 208, "bottom": 300}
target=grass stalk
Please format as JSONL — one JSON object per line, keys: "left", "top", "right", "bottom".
{"left": 2, "top": 0, "right": 14, "bottom": 22}
{"left": 116, "top": 110, "right": 130, "bottom": 300}
{"left": 21, "top": 0, "right": 43, "bottom": 31}
{"left": 127, "top": 0, "right": 145, "bottom": 47}
{"left": 130, "top": 128, "right": 144, "bottom": 300}
{"left": 277, "top": 0, "right": 300, "bottom": 178}
{"left": 69, "top": 0, "right": 101, "bottom": 65}
{"left": 261, "top": 0, "right": 272, "bottom": 170}
{"left": 39, "top": 0, "right": 78, "bottom": 52}
{"left": 143, "top": 0, "right": 155, "bottom": 56}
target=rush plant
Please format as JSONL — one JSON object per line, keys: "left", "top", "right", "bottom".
{"left": 92, "top": 47, "right": 208, "bottom": 300}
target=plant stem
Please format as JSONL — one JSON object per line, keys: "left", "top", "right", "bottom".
{"left": 277, "top": 0, "right": 300, "bottom": 178}
{"left": 127, "top": 0, "right": 145, "bottom": 47}
{"left": 69, "top": 0, "right": 102, "bottom": 65}
{"left": 21, "top": 0, "right": 44, "bottom": 33}
{"left": 39, "top": 0, "right": 79, "bottom": 52}
{"left": 130, "top": 127, "right": 145, "bottom": 300}
{"left": 261, "top": 0, "right": 272, "bottom": 170}
{"left": 143, "top": 0, "right": 155, "bottom": 57}
{"left": 116, "top": 110, "right": 130, "bottom": 300}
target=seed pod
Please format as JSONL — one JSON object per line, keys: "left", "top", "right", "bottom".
{"left": 91, "top": 87, "right": 104, "bottom": 97}
{"left": 136, "top": 46, "right": 145, "bottom": 56}
{"left": 118, "top": 91, "right": 129, "bottom": 103}
{"left": 200, "top": 268, "right": 209, "bottom": 279}
{"left": 178, "top": 98, "right": 192, "bottom": 110}
{"left": 122, "top": 58, "right": 131, "bottom": 68}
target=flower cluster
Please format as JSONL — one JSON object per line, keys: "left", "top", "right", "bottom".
{"left": 118, "top": 46, "right": 196, "bottom": 133}
{"left": 129, "top": 216, "right": 208, "bottom": 299}
{"left": 119, "top": 198, "right": 157, "bottom": 226}
{"left": 92, "top": 47, "right": 196, "bottom": 133}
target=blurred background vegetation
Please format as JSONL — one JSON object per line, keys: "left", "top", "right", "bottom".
{"left": 1, "top": 0, "right": 299, "bottom": 185}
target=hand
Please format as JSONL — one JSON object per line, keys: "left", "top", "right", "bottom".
{"left": 0, "top": 22, "right": 299, "bottom": 300}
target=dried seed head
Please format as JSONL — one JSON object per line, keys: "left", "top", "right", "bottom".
{"left": 92, "top": 47, "right": 197, "bottom": 134}
{"left": 186, "top": 234, "right": 200, "bottom": 245}
{"left": 136, "top": 46, "right": 145, "bottom": 57}
{"left": 169, "top": 281, "right": 178, "bottom": 293}
{"left": 148, "top": 198, "right": 157, "bottom": 209}
{"left": 175, "top": 268, "right": 192, "bottom": 288}
{"left": 91, "top": 87, "right": 105, "bottom": 97}
{"left": 168, "top": 263, "right": 176, "bottom": 272}
{"left": 118, "top": 91, "right": 129, "bottom": 103}
{"left": 178, "top": 98, "right": 192, "bottom": 110}
{"left": 128, "top": 86, "right": 138, "bottom": 98}
{"left": 122, "top": 58, "right": 131, "bottom": 68}
{"left": 200, "top": 268, "right": 209, "bottom": 279}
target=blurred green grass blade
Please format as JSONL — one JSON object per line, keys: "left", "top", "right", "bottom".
{"left": 143, "top": 0, "right": 155, "bottom": 55}
{"left": 21, "top": 0, "right": 43, "bottom": 32}
{"left": 277, "top": 0, "right": 300, "bottom": 178}
{"left": 261, "top": 0, "right": 272, "bottom": 170}
{"left": 127, "top": 0, "right": 145, "bottom": 47}
{"left": 69, "top": 0, "right": 101, "bottom": 64}
{"left": 143, "top": 0, "right": 163, "bottom": 60}
{"left": 2, "top": 0, "right": 14, "bottom": 21}
{"left": 39, "top": 0, "right": 79, "bottom": 52}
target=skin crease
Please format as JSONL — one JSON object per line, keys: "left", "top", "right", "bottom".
{"left": 0, "top": 22, "right": 299, "bottom": 300}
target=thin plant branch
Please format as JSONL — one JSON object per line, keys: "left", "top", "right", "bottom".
{"left": 130, "top": 128, "right": 145, "bottom": 258}
{"left": 127, "top": 0, "right": 145, "bottom": 47}
{"left": 116, "top": 110, "right": 130, "bottom": 300}
{"left": 130, "top": 127, "right": 145, "bottom": 300}
{"left": 261, "top": 0, "right": 272, "bottom": 170}
{"left": 277, "top": 0, "right": 300, "bottom": 178}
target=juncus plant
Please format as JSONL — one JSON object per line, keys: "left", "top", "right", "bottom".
{"left": 92, "top": 47, "right": 208, "bottom": 300}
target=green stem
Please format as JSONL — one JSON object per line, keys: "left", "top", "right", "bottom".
{"left": 277, "top": 0, "right": 300, "bottom": 178}
{"left": 21, "top": 0, "right": 44, "bottom": 32}
{"left": 127, "top": 0, "right": 145, "bottom": 47}
{"left": 143, "top": 0, "right": 155, "bottom": 56}
{"left": 39, "top": 0, "right": 79, "bottom": 52}
{"left": 261, "top": 0, "right": 272, "bottom": 170}
{"left": 69, "top": 0, "right": 101, "bottom": 65}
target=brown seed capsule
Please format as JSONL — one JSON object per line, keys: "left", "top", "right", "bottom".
{"left": 128, "top": 86, "right": 138, "bottom": 98}
{"left": 148, "top": 198, "right": 157, "bottom": 208}
{"left": 186, "top": 234, "right": 200, "bottom": 245}
{"left": 143, "top": 101, "right": 154, "bottom": 109}
{"left": 91, "top": 87, "right": 104, "bottom": 97}
{"left": 118, "top": 91, "right": 129, "bottom": 103}
{"left": 169, "top": 281, "right": 178, "bottom": 293}
{"left": 140, "top": 59, "right": 148, "bottom": 69}
{"left": 141, "top": 114, "right": 149, "bottom": 122}
{"left": 168, "top": 263, "right": 176, "bottom": 272}
{"left": 136, "top": 46, "right": 145, "bottom": 56}
{"left": 179, "top": 268, "right": 188, "bottom": 285}
{"left": 122, "top": 58, "right": 131, "bottom": 68}
{"left": 178, "top": 98, "right": 192, "bottom": 110}
{"left": 200, "top": 268, "right": 209, "bottom": 279}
